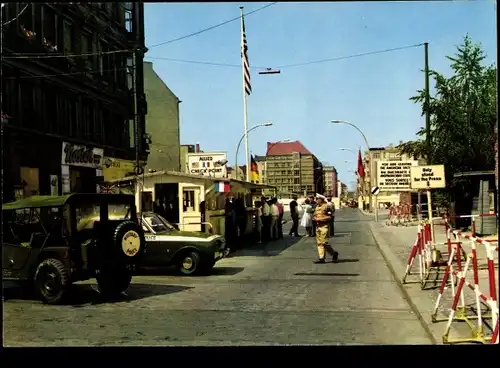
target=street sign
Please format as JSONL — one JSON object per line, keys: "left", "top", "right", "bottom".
{"left": 371, "top": 186, "right": 380, "bottom": 195}
{"left": 376, "top": 160, "right": 419, "bottom": 191}
{"left": 410, "top": 165, "right": 446, "bottom": 189}
{"left": 187, "top": 152, "right": 228, "bottom": 178}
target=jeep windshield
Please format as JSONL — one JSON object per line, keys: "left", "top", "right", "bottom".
{"left": 76, "top": 204, "right": 131, "bottom": 231}
{"left": 143, "top": 213, "right": 176, "bottom": 233}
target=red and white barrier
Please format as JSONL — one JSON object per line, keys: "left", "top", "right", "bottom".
{"left": 433, "top": 231, "right": 499, "bottom": 344}
{"left": 387, "top": 204, "right": 413, "bottom": 226}
{"left": 401, "top": 222, "right": 441, "bottom": 288}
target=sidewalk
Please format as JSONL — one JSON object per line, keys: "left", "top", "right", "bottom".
{"left": 369, "top": 217, "right": 498, "bottom": 344}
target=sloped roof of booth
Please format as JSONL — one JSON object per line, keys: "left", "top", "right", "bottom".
{"left": 106, "top": 170, "right": 229, "bottom": 184}
{"left": 105, "top": 170, "right": 277, "bottom": 190}
{"left": 453, "top": 170, "right": 494, "bottom": 178}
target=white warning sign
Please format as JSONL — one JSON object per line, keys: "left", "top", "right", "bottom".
{"left": 410, "top": 165, "right": 446, "bottom": 189}
{"left": 376, "top": 160, "right": 418, "bottom": 191}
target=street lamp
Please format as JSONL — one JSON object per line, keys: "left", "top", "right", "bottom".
{"left": 331, "top": 120, "right": 376, "bottom": 220}
{"left": 339, "top": 148, "right": 358, "bottom": 155}
{"left": 235, "top": 122, "right": 273, "bottom": 181}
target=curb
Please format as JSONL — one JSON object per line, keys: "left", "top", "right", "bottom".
{"left": 369, "top": 222, "right": 471, "bottom": 345}
{"left": 368, "top": 222, "right": 439, "bottom": 345}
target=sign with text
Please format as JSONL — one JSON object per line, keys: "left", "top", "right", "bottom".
{"left": 376, "top": 160, "right": 418, "bottom": 191}
{"left": 62, "top": 142, "right": 103, "bottom": 169}
{"left": 187, "top": 152, "right": 227, "bottom": 178}
{"left": 410, "top": 165, "right": 446, "bottom": 189}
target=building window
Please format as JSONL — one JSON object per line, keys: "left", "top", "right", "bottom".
{"left": 42, "top": 7, "right": 57, "bottom": 48}
{"left": 183, "top": 190, "right": 196, "bottom": 212}
{"left": 44, "top": 85, "right": 57, "bottom": 134}
{"left": 62, "top": 20, "right": 73, "bottom": 54}
{"left": 81, "top": 32, "right": 92, "bottom": 71}
{"left": 19, "top": 78, "right": 35, "bottom": 129}
{"left": 124, "top": 4, "right": 133, "bottom": 32}
{"left": 18, "top": 3, "right": 33, "bottom": 31}
{"left": 33, "top": 4, "right": 42, "bottom": 39}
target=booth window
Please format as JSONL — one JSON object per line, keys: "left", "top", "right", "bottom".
{"left": 183, "top": 189, "right": 196, "bottom": 212}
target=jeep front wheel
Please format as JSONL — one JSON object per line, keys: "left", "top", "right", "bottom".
{"left": 178, "top": 251, "right": 201, "bottom": 276}
{"left": 96, "top": 268, "right": 132, "bottom": 298}
{"left": 34, "top": 258, "right": 69, "bottom": 305}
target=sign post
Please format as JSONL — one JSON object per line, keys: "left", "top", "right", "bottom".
{"left": 371, "top": 186, "right": 380, "bottom": 222}
{"left": 410, "top": 164, "right": 446, "bottom": 240}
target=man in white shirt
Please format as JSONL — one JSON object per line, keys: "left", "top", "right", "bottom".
{"left": 270, "top": 198, "right": 280, "bottom": 240}
{"left": 260, "top": 196, "right": 271, "bottom": 241}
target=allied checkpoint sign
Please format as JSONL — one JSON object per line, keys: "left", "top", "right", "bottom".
{"left": 376, "top": 160, "right": 419, "bottom": 191}
{"left": 187, "top": 152, "right": 227, "bottom": 178}
{"left": 410, "top": 165, "right": 446, "bottom": 189}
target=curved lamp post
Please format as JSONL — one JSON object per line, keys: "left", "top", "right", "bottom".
{"left": 235, "top": 122, "right": 272, "bottom": 181}
{"left": 331, "top": 120, "right": 376, "bottom": 220}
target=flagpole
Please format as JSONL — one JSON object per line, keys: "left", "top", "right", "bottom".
{"left": 240, "top": 6, "right": 250, "bottom": 182}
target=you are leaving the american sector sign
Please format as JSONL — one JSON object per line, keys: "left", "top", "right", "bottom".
{"left": 410, "top": 164, "right": 446, "bottom": 189}
{"left": 376, "top": 160, "right": 418, "bottom": 191}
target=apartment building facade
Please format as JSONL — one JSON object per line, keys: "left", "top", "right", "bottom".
{"left": 143, "top": 61, "right": 181, "bottom": 172}
{"left": 266, "top": 141, "right": 323, "bottom": 197}
{"left": 2, "top": 3, "right": 148, "bottom": 201}
{"left": 323, "top": 166, "right": 338, "bottom": 197}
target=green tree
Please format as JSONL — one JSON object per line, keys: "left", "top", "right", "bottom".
{"left": 398, "top": 35, "right": 497, "bottom": 206}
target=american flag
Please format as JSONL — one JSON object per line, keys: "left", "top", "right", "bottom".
{"left": 241, "top": 13, "right": 252, "bottom": 96}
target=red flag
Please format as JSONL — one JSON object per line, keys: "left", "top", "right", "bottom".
{"left": 357, "top": 150, "right": 365, "bottom": 178}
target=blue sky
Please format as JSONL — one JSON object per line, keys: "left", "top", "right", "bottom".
{"left": 144, "top": 1, "right": 496, "bottom": 190}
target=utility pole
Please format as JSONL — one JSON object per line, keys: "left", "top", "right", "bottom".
{"left": 132, "top": 48, "right": 140, "bottom": 173}
{"left": 424, "top": 42, "right": 431, "bottom": 164}
{"left": 417, "top": 42, "right": 431, "bottom": 221}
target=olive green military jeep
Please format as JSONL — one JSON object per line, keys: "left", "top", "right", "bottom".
{"left": 2, "top": 193, "right": 146, "bottom": 304}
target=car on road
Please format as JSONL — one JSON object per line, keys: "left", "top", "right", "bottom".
{"left": 2, "top": 194, "right": 146, "bottom": 304}
{"left": 140, "top": 212, "right": 229, "bottom": 275}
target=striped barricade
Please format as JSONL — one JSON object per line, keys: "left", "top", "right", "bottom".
{"left": 432, "top": 231, "right": 498, "bottom": 344}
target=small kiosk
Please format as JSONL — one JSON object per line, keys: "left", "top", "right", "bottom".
{"left": 104, "top": 170, "right": 276, "bottom": 238}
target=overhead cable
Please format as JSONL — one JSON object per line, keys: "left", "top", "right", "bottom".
{"left": 147, "top": 2, "right": 278, "bottom": 49}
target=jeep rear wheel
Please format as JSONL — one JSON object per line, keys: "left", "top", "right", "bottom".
{"left": 34, "top": 258, "right": 69, "bottom": 305}
{"left": 96, "top": 268, "right": 132, "bottom": 298}
{"left": 178, "top": 251, "right": 201, "bottom": 276}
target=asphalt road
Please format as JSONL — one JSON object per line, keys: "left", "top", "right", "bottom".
{"left": 3, "top": 208, "right": 434, "bottom": 346}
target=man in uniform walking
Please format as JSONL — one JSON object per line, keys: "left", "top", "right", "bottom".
{"left": 312, "top": 194, "right": 339, "bottom": 264}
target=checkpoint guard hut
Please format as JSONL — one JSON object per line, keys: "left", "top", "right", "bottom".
{"left": 104, "top": 170, "right": 275, "bottom": 240}
{"left": 451, "top": 170, "right": 497, "bottom": 235}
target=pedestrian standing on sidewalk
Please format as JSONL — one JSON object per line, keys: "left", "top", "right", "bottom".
{"left": 260, "top": 196, "right": 271, "bottom": 241}
{"left": 255, "top": 201, "right": 263, "bottom": 244}
{"left": 313, "top": 194, "right": 338, "bottom": 264}
{"left": 277, "top": 199, "right": 284, "bottom": 239}
{"left": 300, "top": 198, "right": 313, "bottom": 236}
{"left": 289, "top": 195, "right": 300, "bottom": 237}
{"left": 270, "top": 198, "right": 280, "bottom": 240}
{"left": 326, "top": 197, "right": 335, "bottom": 237}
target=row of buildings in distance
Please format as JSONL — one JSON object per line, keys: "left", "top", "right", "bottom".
{"left": 179, "top": 140, "right": 348, "bottom": 200}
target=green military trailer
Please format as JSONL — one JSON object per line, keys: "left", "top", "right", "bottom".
{"left": 2, "top": 193, "right": 146, "bottom": 304}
